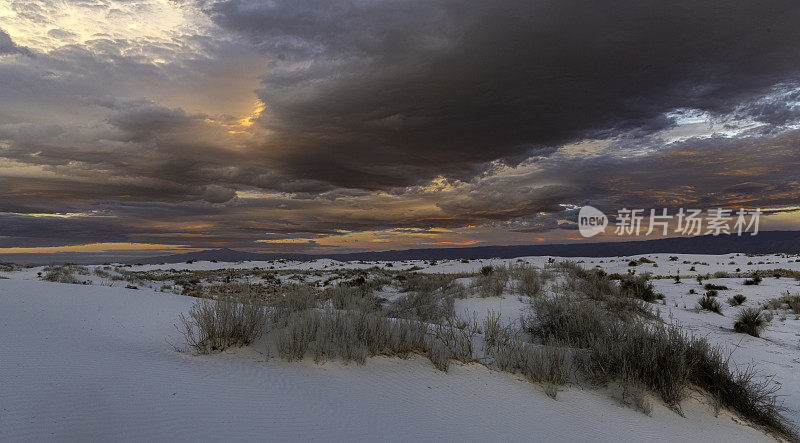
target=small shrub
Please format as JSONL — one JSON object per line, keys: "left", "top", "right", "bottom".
{"left": 734, "top": 308, "right": 766, "bottom": 338}
{"left": 704, "top": 283, "right": 728, "bottom": 290}
{"left": 789, "top": 298, "right": 800, "bottom": 315}
{"left": 514, "top": 265, "right": 548, "bottom": 297}
{"left": 473, "top": 272, "right": 508, "bottom": 298}
{"left": 777, "top": 294, "right": 800, "bottom": 314}
{"left": 728, "top": 294, "right": 747, "bottom": 306}
{"left": 611, "top": 380, "right": 653, "bottom": 416}
{"left": 40, "top": 265, "right": 85, "bottom": 284}
{"left": 327, "top": 285, "right": 378, "bottom": 312}
{"left": 177, "top": 296, "right": 268, "bottom": 353}
{"left": 743, "top": 276, "right": 763, "bottom": 285}
{"left": 388, "top": 283, "right": 455, "bottom": 322}
{"left": 698, "top": 296, "right": 722, "bottom": 314}
{"left": 619, "top": 273, "right": 662, "bottom": 302}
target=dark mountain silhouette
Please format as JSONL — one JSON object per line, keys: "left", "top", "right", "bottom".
{"left": 127, "top": 231, "right": 800, "bottom": 264}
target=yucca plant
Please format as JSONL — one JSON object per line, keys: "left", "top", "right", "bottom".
{"left": 727, "top": 294, "right": 747, "bottom": 306}
{"left": 698, "top": 295, "right": 722, "bottom": 314}
{"left": 734, "top": 307, "right": 767, "bottom": 337}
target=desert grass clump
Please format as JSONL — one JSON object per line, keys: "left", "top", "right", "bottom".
{"left": 733, "top": 307, "right": 767, "bottom": 337}
{"left": 0, "top": 262, "right": 22, "bottom": 272}
{"left": 698, "top": 295, "right": 723, "bottom": 314}
{"left": 472, "top": 265, "right": 509, "bottom": 297}
{"left": 388, "top": 282, "right": 455, "bottom": 323}
{"left": 619, "top": 273, "right": 662, "bottom": 302}
{"left": 728, "top": 294, "right": 747, "bottom": 306}
{"left": 525, "top": 296, "right": 691, "bottom": 408}
{"left": 484, "top": 334, "right": 572, "bottom": 399}
{"left": 524, "top": 295, "right": 797, "bottom": 439}
{"left": 773, "top": 293, "right": 800, "bottom": 314}
{"left": 512, "top": 264, "right": 549, "bottom": 297}
{"left": 326, "top": 284, "right": 379, "bottom": 312}
{"left": 482, "top": 310, "right": 518, "bottom": 350}
{"left": 704, "top": 283, "right": 729, "bottom": 291}
{"left": 556, "top": 265, "right": 655, "bottom": 320}
{"left": 528, "top": 341, "right": 572, "bottom": 398}
{"left": 399, "top": 273, "right": 466, "bottom": 299}
{"left": 610, "top": 379, "right": 653, "bottom": 416}
{"left": 178, "top": 296, "right": 268, "bottom": 353}
{"left": 40, "top": 264, "right": 88, "bottom": 284}
{"left": 743, "top": 275, "right": 763, "bottom": 285}
{"left": 266, "top": 308, "right": 482, "bottom": 370}
{"left": 430, "top": 315, "right": 479, "bottom": 365}
{"left": 93, "top": 267, "right": 112, "bottom": 279}
{"left": 249, "top": 284, "right": 318, "bottom": 330}
{"left": 789, "top": 297, "right": 800, "bottom": 315}
{"left": 563, "top": 267, "right": 618, "bottom": 300}
{"left": 685, "top": 339, "right": 793, "bottom": 440}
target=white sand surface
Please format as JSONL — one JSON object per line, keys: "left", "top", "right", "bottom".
{"left": 2, "top": 255, "right": 797, "bottom": 441}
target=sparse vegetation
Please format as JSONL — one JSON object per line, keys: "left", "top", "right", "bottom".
{"left": 165, "top": 258, "right": 799, "bottom": 440}
{"left": 39, "top": 264, "right": 90, "bottom": 284}
{"left": 525, "top": 293, "right": 795, "bottom": 440}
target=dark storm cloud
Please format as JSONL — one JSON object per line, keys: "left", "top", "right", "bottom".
{"left": 207, "top": 0, "right": 800, "bottom": 189}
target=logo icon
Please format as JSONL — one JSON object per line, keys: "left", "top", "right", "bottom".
{"left": 578, "top": 205, "right": 608, "bottom": 237}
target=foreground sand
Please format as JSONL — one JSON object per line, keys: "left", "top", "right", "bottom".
{"left": 0, "top": 274, "right": 778, "bottom": 441}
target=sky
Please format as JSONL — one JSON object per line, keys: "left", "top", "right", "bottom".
{"left": 2, "top": 0, "right": 800, "bottom": 261}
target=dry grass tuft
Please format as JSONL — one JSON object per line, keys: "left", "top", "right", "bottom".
{"left": 524, "top": 293, "right": 796, "bottom": 440}
{"left": 177, "top": 296, "right": 267, "bottom": 353}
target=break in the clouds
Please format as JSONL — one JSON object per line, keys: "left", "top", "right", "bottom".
{"left": 2, "top": 0, "right": 800, "bottom": 258}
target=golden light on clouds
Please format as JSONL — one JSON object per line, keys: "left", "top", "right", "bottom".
{"left": 207, "top": 99, "right": 268, "bottom": 135}
{"left": 0, "top": 0, "right": 212, "bottom": 56}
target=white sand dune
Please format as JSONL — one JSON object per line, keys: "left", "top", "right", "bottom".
{"left": 0, "top": 277, "right": 777, "bottom": 442}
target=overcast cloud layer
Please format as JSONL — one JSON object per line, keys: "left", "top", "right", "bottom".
{"left": 2, "top": 0, "right": 800, "bottom": 257}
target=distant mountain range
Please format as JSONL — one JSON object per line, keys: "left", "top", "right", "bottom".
{"left": 127, "top": 231, "right": 800, "bottom": 264}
